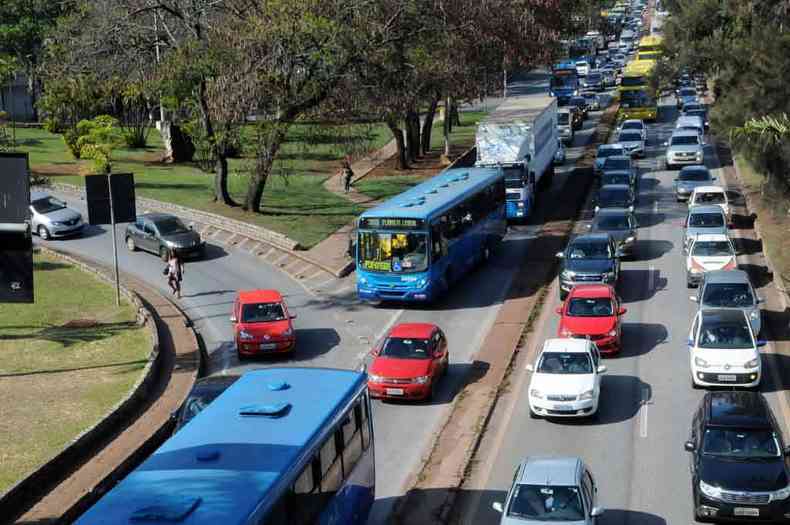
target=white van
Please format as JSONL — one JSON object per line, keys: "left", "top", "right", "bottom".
{"left": 676, "top": 115, "right": 706, "bottom": 143}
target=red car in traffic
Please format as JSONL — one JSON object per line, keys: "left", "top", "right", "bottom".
{"left": 368, "top": 323, "right": 449, "bottom": 401}
{"left": 231, "top": 290, "right": 296, "bottom": 358}
{"left": 556, "top": 284, "right": 626, "bottom": 355}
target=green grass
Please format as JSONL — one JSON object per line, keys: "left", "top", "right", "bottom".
{"left": 354, "top": 175, "right": 426, "bottom": 201}
{"left": 430, "top": 111, "right": 487, "bottom": 150}
{"left": 17, "top": 121, "right": 390, "bottom": 248}
{"left": 0, "top": 252, "right": 150, "bottom": 493}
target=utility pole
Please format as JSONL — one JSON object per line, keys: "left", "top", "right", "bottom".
{"left": 153, "top": 9, "right": 165, "bottom": 125}
{"left": 503, "top": 69, "right": 508, "bottom": 98}
{"left": 107, "top": 170, "right": 121, "bottom": 307}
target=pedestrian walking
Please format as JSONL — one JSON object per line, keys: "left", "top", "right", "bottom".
{"left": 342, "top": 156, "right": 354, "bottom": 193}
{"left": 164, "top": 250, "right": 185, "bottom": 299}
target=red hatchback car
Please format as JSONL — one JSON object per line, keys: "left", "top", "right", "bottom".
{"left": 231, "top": 290, "right": 296, "bottom": 358}
{"left": 555, "top": 284, "right": 626, "bottom": 355}
{"left": 368, "top": 323, "right": 449, "bottom": 401}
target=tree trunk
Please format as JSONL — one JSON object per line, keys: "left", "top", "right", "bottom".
{"left": 421, "top": 96, "right": 440, "bottom": 155}
{"left": 244, "top": 124, "right": 288, "bottom": 213}
{"left": 197, "top": 79, "right": 235, "bottom": 205}
{"left": 451, "top": 99, "right": 461, "bottom": 127}
{"left": 387, "top": 118, "right": 409, "bottom": 170}
{"left": 214, "top": 155, "right": 234, "bottom": 205}
{"left": 406, "top": 109, "right": 420, "bottom": 163}
{"left": 443, "top": 96, "right": 451, "bottom": 158}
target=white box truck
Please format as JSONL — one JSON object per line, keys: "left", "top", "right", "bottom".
{"left": 475, "top": 95, "right": 558, "bottom": 221}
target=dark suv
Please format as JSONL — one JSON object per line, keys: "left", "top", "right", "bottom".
{"left": 685, "top": 391, "right": 790, "bottom": 523}
{"left": 125, "top": 213, "right": 205, "bottom": 260}
{"left": 556, "top": 233, "right": 622, "bottom": 300}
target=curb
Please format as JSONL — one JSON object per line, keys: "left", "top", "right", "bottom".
{"left": 0, "top": 247, "right": 162, "bottom": 522}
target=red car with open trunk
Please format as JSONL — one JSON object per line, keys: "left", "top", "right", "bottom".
{"left": 556, "top": 284, "right": 626, "bottom": 355}
{"left": 231, "top": 290, "right": 296, "bottom": 358}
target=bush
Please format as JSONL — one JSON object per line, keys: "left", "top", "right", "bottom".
{"left": 123, "top": 129, "right": 147, "bottom": 149}
{"left": 43, "top": 117, "right": 65, "bottom": 134}
{"left": 63, "top": 129, "right": 81, "bottom": 158}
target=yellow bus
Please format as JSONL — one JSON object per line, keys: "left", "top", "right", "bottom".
{"left": 619, "top": 68, "right": 647, "bottom": 93}
{"left": 638, "top": 35, "right": 664, "bottom": 55}
{"left": 618, "top": 89, "right": 657, "bottom": 122}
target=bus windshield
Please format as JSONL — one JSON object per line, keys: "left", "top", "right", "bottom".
{"left": 620, "top": 76, "right": 645, "bottom": 88}
{"left": 359, "top": 231, "right": 429, "bottom": 273}
{"left": 551, "top": 72, "right": 577, "bottom": 89}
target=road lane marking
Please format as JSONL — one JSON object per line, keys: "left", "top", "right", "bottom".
{"left": 653, "top": 199, "right": 658, "bottom": 214}
{"left": 648, "top": 265, "right": 656, "bottom": 292}
{"left": 640, "top": 386, "right": 650, "bottom": 438}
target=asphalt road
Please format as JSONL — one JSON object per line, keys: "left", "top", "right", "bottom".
{"left": 35, "top": 70, "right": 613, "bottom": 524}
{"left": 453, "top": 95, "right": 790, "bottom": 524}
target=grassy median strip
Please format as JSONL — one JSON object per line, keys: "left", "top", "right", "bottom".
{"left": 0, "top": 252, "right": 150, "bottom": 494}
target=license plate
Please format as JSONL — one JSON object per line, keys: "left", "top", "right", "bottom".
{"left": 717, "top": 374, "right": 737, "bottom": 382}
{"left": 386, "top": 388, "right": 404, "bottom": 396}
{"left": 260, "top": 343, "right": 277, "bottom": 350}
{"left": 553, "top": 404, "right": 569, "bottom": 410}
{"left": 734, "top": 508, "right": 759, "bottom": 517}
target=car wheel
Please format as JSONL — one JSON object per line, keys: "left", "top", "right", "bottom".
{"left": 126, "top": 237, "right": 137, "bottom": 252}
{"left": 691, "top": 378, "right": 701, "bottom": 390}
{"left": 159, "top": 246, "right": 169, "bottom": 261}
{"left": 529, "top": 407, "right": 540, "bottom": 419}
{"left": 426, "top": 380, "right": 437, "bottom": 402}
{"left": 38, "top": 225, "right": 50, "bottom": 240}
{"left": 693, "top": 507, "right": 711, "bottom": 523}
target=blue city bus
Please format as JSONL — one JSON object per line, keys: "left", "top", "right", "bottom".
{"left": 550, "top": 61, "right": 579, "bottom": 105}
{"left": 356, "top": 167, "right": 506, "bottom": 303}
{"left": 76, "top": 368, "right": 374, "bottom": 525}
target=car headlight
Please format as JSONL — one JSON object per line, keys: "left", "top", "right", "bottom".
{"left": 359, "top": 276, "right": 367, "bottom": 284}
{"left": 694, "top": 356, "right": 709, "bottom": 368}
{"left": 530, "top": 388, "right": 544, "bottom": 399}
{"left": 165, "top": 240, "right": 176, "bottom": 247}
{"left": 413, "top": 376, "right": 429, "bottom": 384}
{"left": 771, "top": 485, "right": 790, "bottom": 501}
{"left": 603, "top": 271, "right": 616, "bottom": 281}
{"left": 744, "top": 358, "right": 759, "bottom": 369}
{"left": 418, "top": 278, "right": 427, "bottom": 287}
{"left": 561, "top": 270, "right": 576, "bottom": 280}
{"left": 608, "top": 329, "right": 617, "bottom": 337}
{"left": 517, "top": 201, "right": 525, "bottom": 208}
{"left": 238, "top": 330, "right": 255, "bottom": 341}
{"left": 750, "top": 309, "right": 760, "bottom": 321}
{"left": 689, "top": 267, "right": 703, "bottom": 274}
{"left": 625, "top": 236, "right": 635, "bottom": 243}
{"left": 579, "top": 389, "right": 594, "bottom": 400}
{"left": 369, "top": 374, "right": 384, "bottom": 383}
{"left": 699, "top": 480, "right": 723, "bottom": 500}
{"left": 573, "top": 90, "right": 579, "bottom": 96}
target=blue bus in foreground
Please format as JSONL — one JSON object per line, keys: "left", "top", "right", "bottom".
{"left": 76, "top": 368, "right": 374, "bottom": 525}
{"left": 356, "top": 167, "right": 506, "bottom": 303}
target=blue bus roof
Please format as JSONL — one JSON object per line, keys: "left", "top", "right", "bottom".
{"left": 76, "top": 368, "right": 367, "bottom": 525}
{"left": 553, "top": 61, "right": 578, "bottom": 71}
{"left": 358, "top": 167, "right": 502, "bottom": 224}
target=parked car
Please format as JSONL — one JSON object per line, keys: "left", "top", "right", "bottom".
{"left": 686, "top": 233, "right": 737, "bottom": 288}
{"left": 582, "top": 91, "right": 601, "bottom": 111}
{"left": 526, "top": 338, "right": 606, "bottom": 419}
{"left": 174, "top": 374, "right": 241, "bottom": 432}
{"left": 367, "top": 322, "right": 449, "bottom": 401}
{"left": 674, "top": 165, "right": 716, "bottom": 202}
{"left": 665, "top": 130, "right": 705, "bottom": 169}
{"left": 230, "top": 289, "right": 297, "bottom": 358}
{"left": 689, "top": 186, "right": 731, "bottom": 221}
{"left": 556, "top": 284, "right": 626, "bottom": 355}
{"left": 125, "top": 213, "right": 205, "bottom": 260}
{"left": 554, "top": 138, "right": 566, "bottom": 165}
{"left": 557, "top": 108, "right": 575, "bottom": 144}
{"left": 29, "top": 191, "right": 84, "bottom": 240}
{"left": 616, "top": 129, "right": 646, "bottom": 158}
{"left": 677, "top": 87, "right": 698, "bottom": 110}
{"left": 589, "top": 208, "right": 638, "bottom": 258}
{"left": 492, "top": 457, "right": 604, "bottom": 522}
{"left": 594, "top": 184, "right": 636, "bottom": 214}
{"left": 557, "top": 233, "right": 622, "bottom": 300}
{"left": 684, "top": 205, "right": 729, "bottom": 254}
{"left": 685, "top": 391, "right": 790, "bottom": 522}
{"left": 692, "top": 269, "right": 763, "bottom": 336}
{"left": 595, "top": 144, "right": 626, "bottom": 174}
{"left": 616, "top": 118, "right": 647, "bottom": 141}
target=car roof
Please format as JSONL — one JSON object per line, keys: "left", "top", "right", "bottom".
{"left": 518, "top": 456, "right": 584, "bottom": 486}
{"left": 671, "top": 129, "right": 700, "bottom": 138}
{"left": 703, "top": 269, "right": 751, "bottom": 285}
{"left": 621, "top": 119, "right": 644, "bottom": 126}
{"left": 543, "top": 337, "right": 591, "bottom": 354}
{"left": 30, "top": 191, "right": 50, "bottom": 201}
{"left": 568, "top": 283, "right": 615, "bottom": 298}
{"left": 596, "top": 207, "right": 631, "bottom": 216}
{"left": 237, "top": 289, "right": 284, "bottom": 304}
{"left": 598, "top": 144, "right": 624, "bottom": 151}
{"left": 604, "top": 155, "right": 632, "bottom": 162}
{"left": 693, "top": 233, "right": 730, "bottom": 242}
{"left": 700, "top": 308, "right": 748, "bottom": 325}
{"left": 688, "top": 204, "right": 725, "bottom": 214}
{"left": 677, "top": 115, "right": 704, "bottom": 126}
{"left": 601, "top": 170, "right": 632, "bottom": 177}
{"left": 692, "top": 185, "right": 725, "bottom": 193}
{"left": 600, "top": 184, "right": 631, "bottom": 191}
{"left": 680, "top": 165, "right": 709, "bottom": 173}
{"left": 139, "top": 212, "right": 178, "bottom": 221}
{"left": 705, "top": 391, "right": 773, "bottom": 429}
{"left": 389, "top": 322, "right": 437, "bottom": 339}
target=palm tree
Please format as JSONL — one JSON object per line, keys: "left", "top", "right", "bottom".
{"left": 730, "top": 114, "right": 790, "bottom": 195}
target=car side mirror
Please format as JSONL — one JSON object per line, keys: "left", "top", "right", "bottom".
{"left": 555, "top": 307, "right": 563, "bottom": 315}
{"left": 662, "top": 141, "right": 668, "bottom": 147}
{"left": 525, "top": 363, "right": 535, "bottom": 372}
{"left": 757, "top": 296, "right": 765, "bottom": 304}
{"left": 712, "top": 177, "right": 717, "bottom": 181}
{"left": 370, "top": 347, "right": 380, "bottom": 357}
{"left": 290, "top": 314, "right": 297, "bottom": 320}
{"left": 689, "top": 296, "right": 698, "bottom": 302}
{"left": 586, "top": 223, "right": 592, "bottom": 229}
{"left": 556, "top": 251, "right": 565, "bottom": 258}
{"left": 684, "top": 440, "right": 696, "bottom": 452}
{"left": 591, "top": 507, "right": 604, "bottom": 517}
{"left": 688, "top": 338, "right": 694, "bottom": 347}
{"left": 597, "top": 365, "right": 608, "bottom": 374}
{"left": 673, "top": 178, "right": 678, "bottom": 182}
{"left": 757, "top": 340, "right": 768, "bottom": 347}
{"left": 784, "top": 445, "right": 790, "bottom": 457}
{"left": 618, "top": 307, "right": 627, "bottom": 315}
{"left": 229, "top": 315, "right": 237, "bottom": 323}
{"left": 492, "top": 502, "right": 504, "bottom": 514}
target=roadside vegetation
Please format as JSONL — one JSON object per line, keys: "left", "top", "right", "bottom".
{"left": 0, "top": 252, "right": 150, "bottom": 493}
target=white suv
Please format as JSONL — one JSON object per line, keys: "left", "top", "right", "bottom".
{"left": 689, "top": 309, "right": 764, "bottom": 389}
{"left": 686, "top": 233, "right": 737, "bottom": 288}
{"left": 688, "top": 186, "right": 730, "bottom": 221}
{"left": 526, "top": 338, "right": 606, "bottom": 419}
{"left": 665, "top": 130, "right": 704, "bottom": 169}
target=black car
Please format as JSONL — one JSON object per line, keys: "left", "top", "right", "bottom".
{"left": 125, "top": 212, "right": 205, "bottom": 260}
{"left": 569, "top": 96, "right": 589, "bottom": 119}
{"left": 601, "top": 155, "right": 637, "bottom": 182}
{"left": 685, "top": 391, "right": 790, "bottom": 523}
{"left": 594, "top": 184, "right": 636, "bottom": 214}
{"left": 601, "top": 170, "right": 637, "bottom": 193}
{"left": 174, "top": 374, "right": 241, "bottom": 432}
{"left": 589, "top": 208, "right": 638, "bottom": 258}
{"left": 556, "top": 233, "right": 622, "bottom": 300}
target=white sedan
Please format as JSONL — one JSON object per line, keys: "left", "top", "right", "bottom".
{"left": 527, "top": 338, "right": 606, "bottom": 419}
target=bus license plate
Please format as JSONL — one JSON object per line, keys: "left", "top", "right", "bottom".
{"left": 386, "top": 388, "right": 404, "bottom": 396}
{"left": 734, "top": 508, "right": 759, "bottom": 517}
{"left": 260, "top": 343, "right": 277, "bottom": 350}
{"left": 717, "top": 374, "right": 737, "bottom": 382}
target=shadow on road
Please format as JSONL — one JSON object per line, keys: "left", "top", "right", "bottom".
{"left": 633, "top": 239, "right": 673, "bottom": 261}
{"left": 618, "top": 268, "right": 666, "bottom": 303}
{"left": 620, "top": 322, "right": 668, "bottom": 358}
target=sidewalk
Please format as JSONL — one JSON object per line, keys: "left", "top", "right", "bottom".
{"left": 13, "top": 255, "right": 201, "bottom": 524}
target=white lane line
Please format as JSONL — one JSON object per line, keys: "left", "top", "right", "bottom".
{"left": 653, "top": 199, "right": 658, "bottom": 214}
{"left": 640, "top": 386, "right": 650, "bottom": 438}
{"left": 648, "top": 265, "right": 656, "bottom": 291}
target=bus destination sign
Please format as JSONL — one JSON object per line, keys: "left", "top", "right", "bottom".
{"left": 360, "top": 218, "right": 424, "bottom": 230}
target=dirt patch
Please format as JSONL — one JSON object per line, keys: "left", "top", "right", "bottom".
{"left": 31, "top": 163, "right": 83, "bottom": 177}
{"left": 362, "top": 146, "right": 469, "bottom": 181}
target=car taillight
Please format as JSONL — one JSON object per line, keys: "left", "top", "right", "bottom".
{"left": 723, "top": 258, "right": 737, "bottom": 270}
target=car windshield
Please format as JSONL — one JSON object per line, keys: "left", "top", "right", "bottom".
{"left": 568, "top": 240, "right": 611, "bottom": 259}
{"left": 359, "top": 231, "right": 429, "bottom": 273}
{"left": 688, "top": 213, "right": 725, "bottom": 228}
{"left": 570, "top": 98, "right": 585, "bottom": 107}
{"left": 596, "top": 214, "right": 630, "bottom": 230}
{"left": 598, "top": 147, "right": 623, "bottom": 159}
{"left": 687, "top": 110, "right": 707, "bottom": 120}
{"left": 692, "top": 240, "right": 733, "bottom": 257}
{"left": 684, "top": 104, "right": 703, "bottom": 112}
{"left": 599, "top": 188, "right": 631, "bottom": 206}
{"left": 679, "top": 88, "right": 696, "bottom": 97}
{"left": 671, "top": 135, "right": 700, "bottom": 146}
{"left": 603, "top": 158, "right": 630, "bottom": 170}
{"left": 602, "top": 174, "right": 631, "bottom": 186}
{"left": 155, "top": 217, "right": 190, "bottom": 235}
{"left": 558, "top": 113, "right": 570, "bottom": 125}
{"left": 695, "top": 192, "right": 725, "bottom": 205}
{"left": 702, "top": 283, "right": 755, "bottom": 307}
{"left": 678, "top": 126, "right": 702, "bottom": 135}
{"left": 702, "top": 429, "right": 780, "bottom": 459}
{"left": 507, "top": 484, "right": 585, "bottom": 521}
{"left": 241, "top": 302, "right": 286, "bottom": 323}
{"left": 620, "top": 132, "right": 642, "bottom": 142}
{"left": 380, "top": 337, "right": 431, "bottom": 359}
{"left": 697, "top": 319, "right": 753, "bottom": 349}
{"left": 31, "top": 197, "right": 67, "bottom": 214}
{"left": 622, "top": 122, "right": 643, "bottom": 132}
{"left": 568, "top": 297, "right": 614, "bottom": 316}
{"left": 679, "top": 170, "right": 710, "bottom": 181}
{"left": 537, "top": 352, "right": 593, "bottom": 374}
{"left": 587, "top": 74, "right": 601, "bottom": 82}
